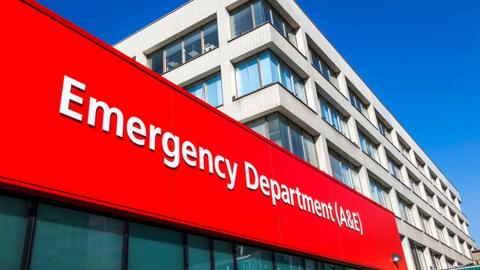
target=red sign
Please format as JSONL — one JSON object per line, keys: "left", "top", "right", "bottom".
{"left": 0, "top": 1, "right": 406, "bottom": 269}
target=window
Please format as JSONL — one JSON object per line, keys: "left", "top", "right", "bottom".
{"left": 387, "top": 157, "right": 402, "bottom": 180}
{"left": 319, "top": 97, "right": 350, "bottom": 138}
{"left": 3, "top": 194, "right": 364, "bottom": 270}
{"left": 235, "top": 51, "right": 306, "bottom": 102}
{"left": 165, "top": 40, "right": 183, "bottom": 71}
{"left": 369, "top": 178, "right": 392, "bottom": 210}
{"left": 377, "top": 119, "right": 392, "bottom": 141}
{"left": 148, "top": 21, "right": 219, "bottom": 74}
{"left": 188, "top": 235, "right": 211, "bottom": 270}
{"left": 415, "top": 156, "right": 425, "bottom": 175}
{"left": 458, "top": 239, "right": 467, "bottom": 255}
{"left": 128, "top": 223, "right": 184, "bottom": 270}
{"left": 409, "top": 241, "right": 427, "bottom": 270}
{"left": 348, "top": 89, "right": 368, "bottom": 117}
{"left": 446, "top": 259, "right": 455, "bottom": 268}
{"left": 425, "top": 189, "right": 435, "bottom": 208}
{"left": 409, "top": 175, "right": 421, "bottom": 196}
{"left": 437, "top": 201, "right": 446, "bottom": 216}
{"left": 253, "top": 0, "right": 270, "bottom": 26}
{"left": 246, "top": 113, "right": 318, "bottom": 166}
{"left": 449, "top": 233, "right": 457, "bottom": 250}
{"left": 398, "top": 198, "right": 414, "bottom": 225}
{"left": 148, "top": 49, "right": 164, "bottom": 74}
{"left": 0, "top": 195, "right": 30, "bottom": 269}
{"left": 275, "top": 252, "right": 304, "bottom": 270}
{"left": 203, "top": 22, "right": 219, "bottom": 52}
{"left": 231, "top": 4, "right": 253, "bottom": 38}
{"left": 185, "top": 73, "right": 223, "bottom": 107}
{"left": 30, "top": 204, "right": 124, "bottom": 270}
{"left": 358, "top": 131, "right": 379, "bottom": 162}
{"left": 184, "top": 31, "right": 202, "bottom": 62}
{"left": 419, "top": 213, "right": 432, "bottom": 236}
{"left": 236, "top": 245, "right": 273, "bottom": 270}
{"left": 430, "top": 253, "right": 442, "bottom": 270}
{"left": 230, "top": 0, "right": 297, "bottom": 46}
{"left": 329, "top": 150, "right": 362, "bottom": 192}
{"left": 398, "top": 140, "right": 410, "bottom": 160}
{"left": 214, "top": 240, "right": 234, "bottom": 270}
{"left": 435, "top": 224, "right": 446, "bottom": 244}
{"left": 310, "top": 49, "right": 338, "bottom": 88}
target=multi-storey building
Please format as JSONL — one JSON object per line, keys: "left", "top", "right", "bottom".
{"left": 115, "top": 0, "right": 476, "bottom": 268}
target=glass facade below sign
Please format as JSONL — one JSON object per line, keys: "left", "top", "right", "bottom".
{"left": 0, "top": 193, "right": 360, "bottom": 270}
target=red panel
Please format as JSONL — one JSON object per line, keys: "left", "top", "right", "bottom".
{"left": 0, "top": 1, "right": 407, "bottom": 269}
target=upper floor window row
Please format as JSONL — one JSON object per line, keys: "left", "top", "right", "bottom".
{"left": 185, "top": 72, "right": 223, "bottom": 108}
{"left": 310, "top": 49, "right": 339, "bottom": 89}
{"left": 231, "top": 0, "right": 297, "bottom": 46}
{"left": 235, "top": 50, "right": 306, "bottom": 102}
{"left": 247, "top": 113, "right": 318, "bottom": 166}
{"left": 319, "top": 97, "right": 350, "bottom": 139}
{"left": 148, "top": 21, "right": 219, "bottom": 74}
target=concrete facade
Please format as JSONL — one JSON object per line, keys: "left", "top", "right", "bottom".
{"left": 115, "top": 0, "right": 476, "bottom": 268}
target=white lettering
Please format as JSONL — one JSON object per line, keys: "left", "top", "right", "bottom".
{"left": 60, "top": 75, "right": 85, "bottom": 121}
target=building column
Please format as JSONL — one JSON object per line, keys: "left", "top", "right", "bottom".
{"left": 315, "top": 134, "right": 332, "bottom": 175}
{"left": 401, "top": 237, "right": 416, "bottom": 270}
{"left": 424, "top": 247, "right": 435, "bottom": 270}
{"left": 358, "top": 166, "right": 371, "bottom": 198}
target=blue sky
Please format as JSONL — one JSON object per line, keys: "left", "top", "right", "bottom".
{"left": 38, "top": 0, "right": 480, "bottom": 243}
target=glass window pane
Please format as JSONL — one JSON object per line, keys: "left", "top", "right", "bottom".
{"left": 303, "top": 134, "right": 318, "bottom": 167}
{"left": 203, "top": 22, "right": 219, "bottom": 53}
{"left": 267, "top": 114, "right": 290, "bottom": 151}
{"left": 285, "top": 23, "right": 297, "bottom": 46}
{"left": 188, "top": 235, "right": 210, "bottom": 270}
{"left": 351, "top": 167, "right": 362, "bottom": 192}
{"left": 252, "top": 0, "right": 271, "bottom": 26}
{"left": 271, "top": 9, "right": 285, "bottom": 35}
{"left": 293, "top": 75, "right": 306, "bottom": 102}
{"left": 259, "top": 51, "right": 279, "bottom": 86}
{"left": 290, "top": 124, "right": 305, "bottom": 159}
{"left": 214, "top": 240, "right": 234, "bottom": 270}
{"left": 247, "top": 118, "right": 267, "bottom": 137}
{"left": 186, "top": 82, "right": 204, "bottom": 100}
{"left": 280, "top": 62, "right": 293, "bottom": 92}
{"left": 184, "top": 31, "right": 202, "bottom": 62}
{"left": 330, "top": 152, "right": 343, "bottom": 182}
{"left": 236, "top": 245, "right": 273, "bottom": 270}
{"left": 305, "top": 259, "right": 316, "bottom": 270}
{"left": 165, "top": 40, "right": 183, "bottom": 71}
{"left": 236, "top": 57, "right": 261, "bottom": 96}
{"left": 275, "top": 253, "right": 304, "bottom": 270}
{"left": 311, "top": 50, "right": 321, "bottom": 71}
{"left": 128, "top": 222, "right": 184, "bottom": 270}
{"left": 206, "top": 73, "right": 223, "bottom": 107}
{"left": 31, "top": 204, "right": 124, "bottom": 270}
{"left": 231, "top": 4, "right": 254, "bottom": 38}
{"left": 0, "top": 195, "right": 30, "bottom": 269}
{"left": 341, "top": 160, "right": 354, "bottom": 188}
{"left": 148, "top": 49, "right": 164, "bottom": 74}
